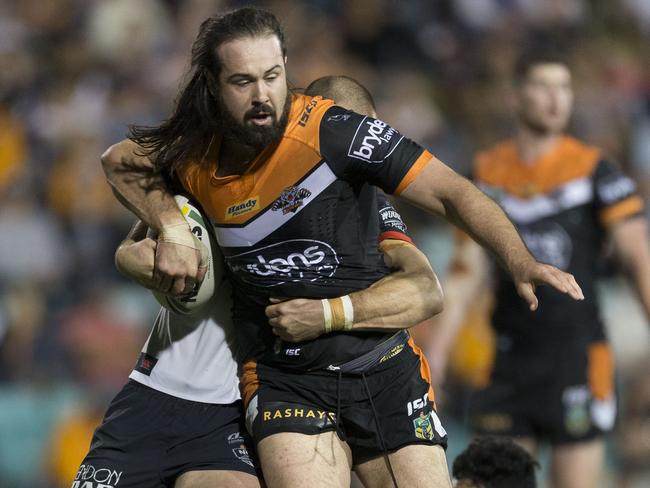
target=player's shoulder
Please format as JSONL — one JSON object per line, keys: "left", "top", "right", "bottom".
{"left": 560, "top": 135, "right": 602, "bottom": 170}
{"left": 284, "top": 93, "right": 336, "bottom": 146}
{"left": 473, "top": 138, "right": 517, "bottom": 182}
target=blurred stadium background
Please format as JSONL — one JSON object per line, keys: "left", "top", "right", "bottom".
{"left": 0, "top": 0, "right": 649, "bottom": 486}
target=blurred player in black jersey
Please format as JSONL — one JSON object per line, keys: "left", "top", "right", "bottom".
{"left": 428, "top": 48, "right": 650, "bottom": 488}
{"left": 101, "top": 8, "right": 584, "bottom": 488}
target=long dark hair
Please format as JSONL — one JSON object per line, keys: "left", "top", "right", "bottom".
{"left": 128, "top": 7, "right": 287, "bottom": 184}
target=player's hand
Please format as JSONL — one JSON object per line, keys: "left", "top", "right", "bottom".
{"left": 512, "top": 260, "right": 584, "bottom": 311}
{"left": 153, "top": 240, "right": 206, "bottom": 296}
{"left": 115, "top": 238, "right": 157, "bottom": 289}
{"left": 265, "top": 297, "right": 325, "bottom": 342}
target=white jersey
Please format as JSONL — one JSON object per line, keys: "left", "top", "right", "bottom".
{"left": 129, "top": 280, "right": 240, "bottom": 404}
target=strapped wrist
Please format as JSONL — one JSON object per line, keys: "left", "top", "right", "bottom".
{"left": 158, "top": 223, "right": 197, "bottom": 249}
{"left": 322, "top": 295, "right": 354, "bottom": 333}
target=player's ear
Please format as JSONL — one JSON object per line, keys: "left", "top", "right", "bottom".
{"left": 284, "top": 55, "right": 287, "bottom": 65}
{"left": 203, "top": 69, "right": 219, "bottom": 100}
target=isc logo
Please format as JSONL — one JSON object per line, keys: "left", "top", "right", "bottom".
{"left": 407, "top": 392, "right": 429, "bottom": 416}
{"left": 284, "top": 348, "right": 301, "bottom": 356}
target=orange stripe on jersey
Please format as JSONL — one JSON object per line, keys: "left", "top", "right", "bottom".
{"left": 394, "top": 151, "right": 433, "bottom": 195}
{"left": 177, "top": 94, "right": 335, "bottom": 225}
{"left": 407, "top": 337, "right": 436, "bottom": 406}
{"left": 475, "top": 136, "right": 601, "bottom": 197}
{"left": 599, "top": 195, "right": 644, "bottom": 226}
{"left": 588, "top": 341, "right": 614, "bottom": 400}
{"left": 240, "top": 360, "right": 259, "bottom": 408}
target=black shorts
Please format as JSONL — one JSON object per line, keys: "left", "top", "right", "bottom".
{"left": 469, "top": 338, "right": 616, "bottom": 445}
{"left": 71, "top": 380, "right": 259, "bottom": 488}
{"left": 242, "top": 332, "right": 447, "bottom": 464}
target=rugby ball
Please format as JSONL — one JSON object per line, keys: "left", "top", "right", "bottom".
{"left": 151, "top": 194, "right": 223, "bottom": 314}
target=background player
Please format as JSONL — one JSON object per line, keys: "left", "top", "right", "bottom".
{"left": 100, "top": 8, "right": 583, "bottom": 488}
{"left": 428, "top": 48, "right": 650, "bottom": 488}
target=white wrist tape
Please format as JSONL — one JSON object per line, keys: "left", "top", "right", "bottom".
{"left": 341, "top": 295, "right": 354, "bottom": 331}
{"left": 159, "top": 223, "right": 197, "bottom": 249}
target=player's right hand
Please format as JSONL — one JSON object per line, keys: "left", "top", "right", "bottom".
{"left": 153, "top": 241, "right": 205, "bottom": 296}
{"left": 513, "top": 260, "right": 584, "bottom": 311}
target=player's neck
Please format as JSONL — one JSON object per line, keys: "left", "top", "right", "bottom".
{"left": 515, "top": 126, "right": 563, "bottom": 166}
{"left": 217, "top": 137, "right": 261, "bottom": 177}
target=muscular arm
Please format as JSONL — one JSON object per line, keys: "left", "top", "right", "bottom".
{"left": 400, "top": 158, "right": 583, "bottom": 309}
{"left": 265, "top": 240, "right": 443, "bottom": 342}
{"left": 610, "top": 217, "right": 650, "bottom": 322}
{"left": 101, "top": 139, "right": 202, "bottom": 294}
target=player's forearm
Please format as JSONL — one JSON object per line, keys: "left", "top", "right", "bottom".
{"left": 101, "top": 139, "right": 186, "bottom": 231}
{"left": 349, "top": 270, "right": 442, "bottom": 331}
{"left": 441, "top": 176, "right": 534, "bottom": 277}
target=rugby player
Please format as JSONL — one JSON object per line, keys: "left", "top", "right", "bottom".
{"left": 429, "top": 49, "right": 650, "bottom": 488}
{"left": 100, "top": 8, "right": 583, "bottom": 487}
{"left": 75, "top": 78, "right": 441, "bottom": 488}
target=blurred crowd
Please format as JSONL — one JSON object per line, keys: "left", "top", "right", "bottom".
{"left": 0, "top": 0, "right": 649, "bottom": 486}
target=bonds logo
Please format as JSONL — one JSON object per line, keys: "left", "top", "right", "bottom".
{"left": 348, "top": 117, "right": 401, "bottom": 163}
{"left": 271, "top": 186, "right": 312, "bottom": 215}
{"left": 72, "top": 464, "right": 123, "bottom": 488}
{"left": 226, "top": 239, "right": 339, "bottom": 287}
{"left": 226, "top": 196, "right": 260, "bottom": 220}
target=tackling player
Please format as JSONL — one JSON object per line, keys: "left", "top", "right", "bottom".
{"left": 101, "top": 8, "right": 583, "bottom": 488}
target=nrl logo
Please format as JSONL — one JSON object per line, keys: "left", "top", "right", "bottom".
{"left": 271, "top": 186, "right": 312, "bottom": 214}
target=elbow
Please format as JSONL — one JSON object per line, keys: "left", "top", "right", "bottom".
{"left": 429, "top": 274, "right": 444, "bottom": 316}
{"left": 101, "top": 140, "right": 136, "bottom": 177}
{"left": 415, "top": 271, "right": 444, "bottom": 319}
{"left": 101, "top": 143, "right": 123, "bottom": 177}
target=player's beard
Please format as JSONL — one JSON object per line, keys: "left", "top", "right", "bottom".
{"left": 219, "top": 93, "right": 292, "bottom": 150}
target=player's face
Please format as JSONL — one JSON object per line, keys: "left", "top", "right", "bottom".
{"left": 516, "top": 63, "right": 573, "bottom": 135}
{"left": 217, "top": 35, "right": 290, "bottom": 148}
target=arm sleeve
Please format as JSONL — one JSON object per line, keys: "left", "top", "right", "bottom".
{"left": 318, "top": 106, "right": 432, "bottom": 195}
{"left": 593, "top": 159, "right": 644, "bottom": 226}
{"left": 376, "top": 191, "right": 413, "bottom": 244}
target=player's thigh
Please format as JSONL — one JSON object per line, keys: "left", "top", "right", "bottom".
{"left": 175, "top": 469, "right": 260, "bottom": 488}
{"left": 550, "top": 438, "right": 604, "bottom": 488}
{"left": 257, "top": 431, "right": 352, "bottom": 488}
{"left": 355, "top": 444, "right": 451, "bottom": 488}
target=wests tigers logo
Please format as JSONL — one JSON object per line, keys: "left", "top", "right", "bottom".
{"left": 271, "top": 186, "right": 312, "bottom": 214}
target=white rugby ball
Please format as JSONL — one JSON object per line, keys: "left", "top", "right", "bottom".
{"left": 151, "top": 194, "right": 223, "bottom": 314}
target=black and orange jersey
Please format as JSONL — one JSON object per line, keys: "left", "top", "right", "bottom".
{"left": 179, "top": 94, "right": 430, "bottom": 369}
{"left": 474, "top": 136, "right": 643, "bottom": 342}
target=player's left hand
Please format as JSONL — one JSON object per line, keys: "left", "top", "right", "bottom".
{"left": 265, "top": 297, "right": 325, "bottom": 342}
{"left": 513, "top": 260, "right": 584, "bottom": 311}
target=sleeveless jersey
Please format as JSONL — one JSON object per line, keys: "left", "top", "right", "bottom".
{"left": 474, "top": 136, "right": 643, "bottom": 342}
{"left": 179, "top": 94, "right": 431, "bottom": 370}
